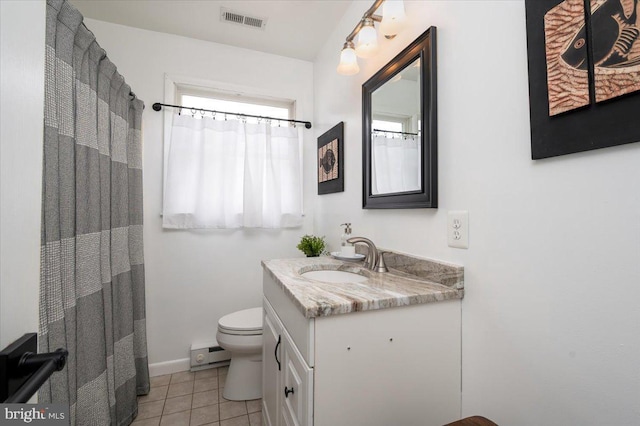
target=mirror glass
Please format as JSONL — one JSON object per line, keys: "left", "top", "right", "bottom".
{"left": 371, "top": 58, "right": 421, "bottom": 195}
{"left": 362, "top": 27, "right": 437, "bottom": 209}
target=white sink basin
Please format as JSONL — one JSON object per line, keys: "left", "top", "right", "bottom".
{"left": 301, "top": 270, "right": 368, "bottom": 283}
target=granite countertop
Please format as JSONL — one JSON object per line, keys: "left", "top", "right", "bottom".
{"left": 262, "top": 254, "right": 464, "bottom": 319}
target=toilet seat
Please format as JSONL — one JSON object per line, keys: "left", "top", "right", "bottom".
{"left": 218, "top": 307, "right": 263, "bottom": 336}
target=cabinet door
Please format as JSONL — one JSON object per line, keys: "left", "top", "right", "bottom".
{"left": 313, "top": 301, "right": 461, "bottom": 426}
{"left": 263, "top": 300, "right": 283, "bottom": 426}
{"left": 281, "top": 331, "right": 313, "bottom": 426}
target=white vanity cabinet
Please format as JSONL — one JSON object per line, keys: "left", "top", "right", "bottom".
{"left": 263, "top": 296, "right": 313, "bottom": 426}
{"left": 262, "top": 271, "right": 462, "bottom": 426}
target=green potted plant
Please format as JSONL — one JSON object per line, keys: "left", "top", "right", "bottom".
{"left": 297, "top": 235, "right": 326, "bottom": 257}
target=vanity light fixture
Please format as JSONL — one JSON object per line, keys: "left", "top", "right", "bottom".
{"left": 336, "top": 0, "right": 406, "bottom": 76}
{"left": 355, "top": 18, "right": 379, "bottom": 58}
{"left": 337, "top": 41, "right": 360, "bottom": 75}
{"left": 380, "top": 0, "right": 407, "bottom": 39}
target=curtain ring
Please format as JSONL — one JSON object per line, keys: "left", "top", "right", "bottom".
{"left": 191, "top": 108, "right": 196, "bottom": 117}
{"left": 224, "top": 113, "right": 227, "bottom": 121}
{"left": 200, "top": 110, "right": 205, "bottom": 117}
{"left": 212, "top": 112, "right": 216, "bottom": 120}
{"left": 178, "top": 107, "right": 182, "bottom": 116}
{"left": 293, "top": 122, "right": 297, "bottom": 128}
{"left": 278, "top": 120, "right": 281, "bottom": 127}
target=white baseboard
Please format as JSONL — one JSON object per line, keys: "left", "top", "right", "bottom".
{"left": 149, "top": 358, "right": 190, "bottom": 377}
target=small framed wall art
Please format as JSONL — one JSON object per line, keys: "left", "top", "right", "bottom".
{"left": 525, "top": 0, "right": 640, "bottom": 159}
{"left": 317, "top": 122, "right": 344, "bottom": 195}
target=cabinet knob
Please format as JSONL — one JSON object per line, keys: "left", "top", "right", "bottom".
{"left": 284, "top": 386, "right": 295, "bottom": 398}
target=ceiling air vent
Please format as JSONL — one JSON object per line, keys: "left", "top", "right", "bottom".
{"left": 220, "top": 8, "right": 267, "bottom": 30}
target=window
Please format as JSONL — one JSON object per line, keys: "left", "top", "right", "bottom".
{"left": 373, "top": 113, "right": 419, "bottom": 136}
{"left": 162, "top": 85, "right": 303, "bottom": 229}
{"left": 372, "top": 119, "right": 404, "bottom": 133}
{"left": 177, "top": 86, "right": 293, "bottom": 123}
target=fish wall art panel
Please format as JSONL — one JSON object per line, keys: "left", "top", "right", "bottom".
{"left": 525, "top": 0, "right": 640, "bottom": 159}
{"left": 591, "top": 0, "right": 640, "bottom": 102}
{"left": 544, "top": 0, "right": 591, "bottom": 116}
{"left": 317, "top": 122, "right": 344, "bottom": 195}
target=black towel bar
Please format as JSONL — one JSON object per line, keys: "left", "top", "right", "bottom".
{"left": 0, "top": 333, "right": 68, "bottom": 403}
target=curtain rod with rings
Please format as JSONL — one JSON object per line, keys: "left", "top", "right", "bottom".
{"left": 373, "top": 128, "right": 419, "bottom": 136}
{"left": 152, "top": 102, "right": 312, "bottom": 129}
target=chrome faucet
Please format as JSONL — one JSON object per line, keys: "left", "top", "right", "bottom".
{"left": 346, "top": 237, "right": 388, "bottom": 272}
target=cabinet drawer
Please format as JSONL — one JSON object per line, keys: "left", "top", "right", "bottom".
{"left": 281, "top": 330, "right": 313, "bottom": 426}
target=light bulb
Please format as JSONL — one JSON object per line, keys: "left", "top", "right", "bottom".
{"left": 355, "top": 18, "right": 379, "bottom": 58}
{"left": 380, "top": 0, "right": 407, "bottom": 38}
{"left": 337, "top": 42, "right": 359, "bottom": 75}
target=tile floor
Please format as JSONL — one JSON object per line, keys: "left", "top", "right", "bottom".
{"left": 133, "top": 366, "right": 262, "bottom": 426}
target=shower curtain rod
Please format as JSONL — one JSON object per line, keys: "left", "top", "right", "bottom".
{"left": 152, "top": 102, "right": 312, "bottom": 129}
{"left": 373, "top": 128, "right": 419, "bottom": 136}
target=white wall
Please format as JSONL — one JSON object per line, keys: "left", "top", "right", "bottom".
{"left": 2, "top": 1, "right": 638, "bottom": 422}
{"left": 0, "top": 0, "right": 46, "bottom": 348}
{"left": 313, "top": 1, "right": 640, "bottom": 425}
{"left": 84, "top": 19, "right": 314, "bottom": 368}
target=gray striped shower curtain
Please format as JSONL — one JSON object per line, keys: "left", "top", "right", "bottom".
{"left": 39, "top": 1, "right": 149, "bottom": 424}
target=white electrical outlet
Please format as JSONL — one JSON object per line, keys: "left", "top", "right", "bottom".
{"left": 448, "top": 211, "right": 469, "bottom": 249}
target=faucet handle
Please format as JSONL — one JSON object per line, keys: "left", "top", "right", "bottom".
{"left": 375, "top": 251, "right": 389, "bottom": 273}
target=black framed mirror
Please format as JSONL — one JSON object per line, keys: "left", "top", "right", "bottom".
{"left": 362, "top": 27, "right": 437, "bottom": 209}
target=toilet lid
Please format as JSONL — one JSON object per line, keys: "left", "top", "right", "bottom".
{"left": 218, "top": 307, "right": 263, "bottom": 333}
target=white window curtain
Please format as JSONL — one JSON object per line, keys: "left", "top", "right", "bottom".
{"left": 163, "top": 114, "right": 303, "bottom": 228}
{"left": 371, "top": 133, "right": 421, "bottom": 194}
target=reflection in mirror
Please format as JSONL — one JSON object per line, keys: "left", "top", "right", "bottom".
{"left": 362, "top": 27, "right": 437, "bottom": 209}
{"left": 371, "top": 58, "right": 421, "bottom": 195}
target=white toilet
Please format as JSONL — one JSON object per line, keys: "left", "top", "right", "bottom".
{"left": 216, "top": 307, "right": 263, "bottom": 401}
